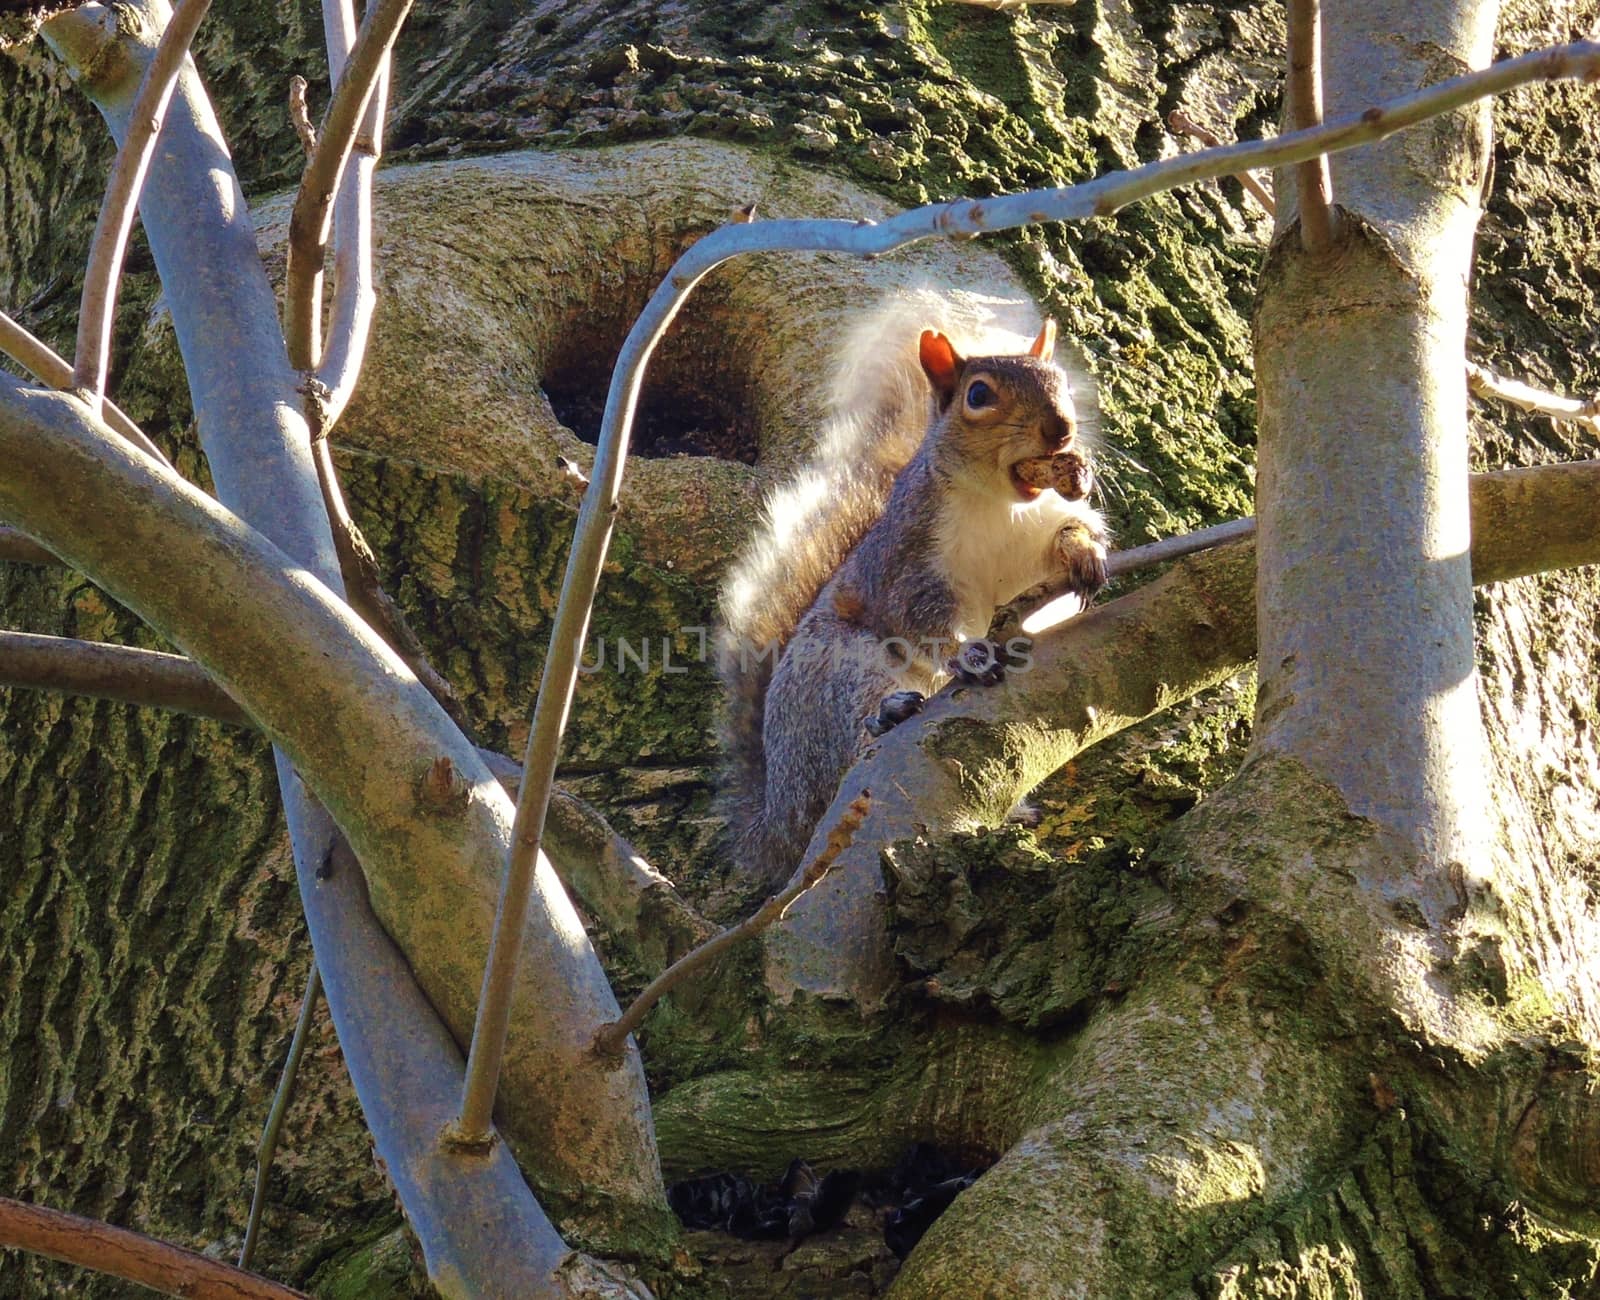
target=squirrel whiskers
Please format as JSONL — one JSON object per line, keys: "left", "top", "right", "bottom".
{"left": 717, "top": 296, "right": 1108, "bottom": 889}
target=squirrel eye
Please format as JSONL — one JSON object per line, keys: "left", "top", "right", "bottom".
{"left": 964, "top": 379, "right": 996, "bottom": 410}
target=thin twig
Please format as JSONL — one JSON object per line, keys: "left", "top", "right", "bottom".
{"left": 284, "top": 0, "right": 413, "bottom": 371}
{"left": 1020, "top": 517, "right": 1259, "bottom": 634}
{"left": 288, "top": 75, "right": 317, "bottom": 155}
{"left": 1286, "top": 0, "right": 1338, "bottom": 250}
{"left": 1467, "top": 360, "right": 1600, "bottom": 432}
{"left": 1106, "top": 516, "right": 1259, "bottom": 577}
{"left": 312, "top": 0, "right": 389, "bottom": 429}
{"left": 305, "top": 409, "right": 473, "bottom": 732}
{"left": 0, "top": 311, "right": 167, "bottom": 461}
{"left": 591, "top": 791, "right": 873, "bottom": 1061}
{"left": 241, "top": 964, "right": 322, "bottom": 1272}
{"left": 74, "top": 0, "right": 214, "bottom": 401}
{"left": 0, "top": 1195, "right": 307, "bottom": 1300}
{"left": 454, "top": 35, "right": 1600, "bottom": 1143}
{"left": 1166, "top": 110, "right": 1277, "bottom": 215}
{"left": 299, "top": 1, "right": 449, "bottom": 723}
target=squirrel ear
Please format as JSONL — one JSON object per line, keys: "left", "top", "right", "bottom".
{"left": 919, "top": 330, "right": 963, "bottom": 406}
{"left": 1028, "top": 319, "right": 1058, "bottom": 359}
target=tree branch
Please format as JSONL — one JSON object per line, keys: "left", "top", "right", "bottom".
{"left": 239, "top": 963, "right": 320, "bottom": 1272}
{"left": 1468, "top": 461, "right": 1600, "bottom": 583}
{"left": 1285, "top": 0, "right": 1338, "bottom": 250}
{"left": 284, "top": 0, "right": 411, "bottom": 370}
{"left": 1166, "top": 111, "right": 1277, "bottom": 215}
{"left": 1467, "top": 361, "right": 1600, "bottom": 434}
{"left": 0, "top": 310, "right": 166, "bottom": 461}
{"left": 312, "top": 0, "right": 388, "bottom": 429}
{"left": 0, "top": 525, "right": 61, "bottom": 567}
{"left": 73, "top": 0, "right": 211, "bottom": 402}
{"left": 37, "top": 2, "right": 637, "bottom": 1278}
{"left": 592, "top": 792, "right": 871, "bottom": 1061}
{"left": 0, "top": 630, "right": 249, "bottom": 724}
{"left": 305, "top": 414, "right": 472, "bottom": 730}
{"left": 0, "top": 1195, "right": 307, "bottom": 1300}
{"left": 0, "top": 631, "right": 710, "bottom": 975}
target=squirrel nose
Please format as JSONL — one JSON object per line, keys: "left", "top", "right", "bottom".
{"left": 1041, "top": 411, "right": 1075, "bottom": 452}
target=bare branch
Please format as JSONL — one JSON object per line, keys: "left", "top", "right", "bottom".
{"left": 305, "top": 410, "right": 472, "bottom": 731}
{"left": 312, "top": 0, "right": 389, "bottom": 428}
{"left": 0, "top": 525, "right": 60, "bottom": 567}
{"left": 74, "top": 0, "right": 213, "bottom": 402}
{"left": 0, "top": 1195, "right": 307, "bottom": 1300}
{"left": 240, "top": 964, "right": 320, "bottom": 1272}
{"left": 1020, "top": 516, "right": 1260, "bottom": 634}
{"left": 36, "top": 3, "right": 630, "bottom": 1273}
{"left": 1166, "top": 110, "right": 1277, "bottom": 215}
{"left": 0, "top": 629, "right": 704, "bottom": 973}
{"left": 284, "top": 0, "right": 412, "bottom": 371}
{"left": 0, "top": 630, "right": 249, "bottom": 725}
{"left": 0, "top": 310, "right": 167, "bottom": 461}
{"left": 592, "top": 791, "right": 872, "bottom": 1060}
{"left": 1467, "top": 361, "right": 1600, "bottom": 433}
{"left": 458, "top": 34, "right": 1600, "bottom": 1140}
{"left": 1286, "top": 0, "right": 1338, "bottom": 250}
{"left": 1468, "top": 460, "right": 1600, "bottom": 584}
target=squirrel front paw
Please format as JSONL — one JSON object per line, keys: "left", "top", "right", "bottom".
{"left": 866, "top": 690, "right": 927, "bottom": 737}
{"left": 1055, "top": 523, "right": 1109, "bottom": 603}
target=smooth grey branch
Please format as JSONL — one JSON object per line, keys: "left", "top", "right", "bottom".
{"left": 285, "top": 0, "right": 411, "bottom": 369}
{"left": 311, "top": 0, "right": 388, "bottom": 427}
{"left": 0, "top": 373, "right": 666, "bottom": 1273}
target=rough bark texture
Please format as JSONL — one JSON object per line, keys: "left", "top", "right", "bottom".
{"left": 1, "top": 0, "right": 1597, "bottom": 1294}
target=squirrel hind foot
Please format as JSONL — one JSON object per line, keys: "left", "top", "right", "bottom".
{"left": 949, "top": 638, "right": 1008, "bottom": 686}
{"left": 867, "top": 690, "right": 927, "bottom": 737}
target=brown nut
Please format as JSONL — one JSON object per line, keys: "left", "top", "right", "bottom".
{"left": 1013, "top": 455, "right": 1058, "bottom": 489}
{"left": 1014, "top": 452, "right": 1093, "bottom": 501}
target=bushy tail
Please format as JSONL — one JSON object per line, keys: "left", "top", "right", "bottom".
{"left": 715, "top": 289, "right": 1054, "bottom": 879}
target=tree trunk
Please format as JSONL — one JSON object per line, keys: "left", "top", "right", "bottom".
{"left": 2, "top": 0, "right": 1597, "bottom": 1294}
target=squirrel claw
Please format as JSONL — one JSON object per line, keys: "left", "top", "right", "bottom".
{"left": 950, "top": 639, "right": 1008, "bottom": 686}
{"left": 868, "top": 690, "right": 926, "bottom": 736}
{"left": 1057, "top": 530, "right": 1110, "bottom": 604}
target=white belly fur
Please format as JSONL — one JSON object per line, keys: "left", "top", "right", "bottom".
{"left": 936, "top": 484, "right": 1088, "bottom": 640}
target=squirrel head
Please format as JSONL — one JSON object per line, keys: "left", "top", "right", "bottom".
{"left": 918, "top": 323, "right": 1082, "bottom": 503}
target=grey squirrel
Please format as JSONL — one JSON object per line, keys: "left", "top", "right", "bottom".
{"left": 717, "top": 302, "right": 1108, "bottom": 890}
